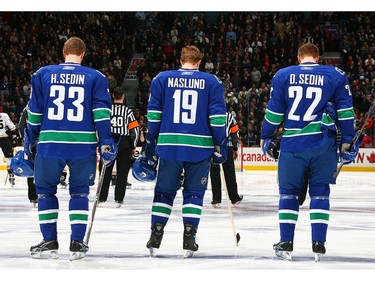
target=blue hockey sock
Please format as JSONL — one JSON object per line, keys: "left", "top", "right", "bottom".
{"left": 309, "top": 184, "right": 330, "bottom": 242}
{"left": 69, "top": 193, "right": 89, "bottom": 242}
{"left": 182, "top": 189, "right": 205, "bottom": 229}
{"left": 151, "top": 191, "right": 176, "bottom": 226}
{"left": 38, "top": 194, "right": 59, "bottom": 241}
{"left": 279, "top": 194, "right": 299, "bottom": 241}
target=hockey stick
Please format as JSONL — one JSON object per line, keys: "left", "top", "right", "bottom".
{"left": 84, "top": 162, "right": 107, "bottom": 246}
{"left": 220, "top": 164, "right": 240, "bottom": 246}
{"left": 85, "top": 137, "right": 121, "bottom": 245}
{"left": 4, "top": 171, "right": 8, "bottom": 187}
{"left": 334, "top": 98, "right": 375, "bottom": 179}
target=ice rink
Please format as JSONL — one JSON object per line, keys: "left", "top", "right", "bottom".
{"left": 0, "top": 168, "right": 374, "bottom": 279}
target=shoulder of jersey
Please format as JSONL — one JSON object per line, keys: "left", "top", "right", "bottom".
{"left": 210, "top": 73, "right": 223, "bottom": 84}
{"left": 194, "top": 71, "right": 223, "bottom": 84}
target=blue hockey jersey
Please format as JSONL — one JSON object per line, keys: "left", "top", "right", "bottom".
{"left": 27, "top": 62, "right": 113, "bottom": 158}
{"left": 147, "top": 68, "right": 227, "bottom": 162}
{"left": 261, "top": 62, "right": 355, "bottom": 151}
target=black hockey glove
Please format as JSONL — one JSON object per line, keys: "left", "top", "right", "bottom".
{"left": 11, "top": 134, "right": 19, "bottom": 147}
{"left": 261, "top": 133, "right": 281, "bottom": 160}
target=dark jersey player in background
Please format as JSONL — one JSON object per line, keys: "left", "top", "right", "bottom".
{"left": 260, "top": 43, "right": 357, "bottom": 262}
{"left": 144, "top": 45, "right": 227, "bottom": 258}
{"left": 25, "top": 37, "right": 117, "bottom": 261}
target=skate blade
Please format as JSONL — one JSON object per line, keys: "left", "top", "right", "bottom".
{"left": 69, "top": 252, "right": 86, "bottom": 261}
{"left": 148, "top": 247, "right": 157, "bottom": 257}
{"left": 31, "top": 250, "right": 59, "bottom": 259}
{"left": 275, "top": 250, "right": 292, "bottom": 261}
{"left": 183, "top": 250, "right": 195, "bottom": 258}
{"left": 315, "top": 253, "right": 322, "bottom": 262}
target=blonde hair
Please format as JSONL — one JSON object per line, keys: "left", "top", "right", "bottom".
{"left": 297, "top": 43, "right": 319, "bottom": 59}
{"left": 180, "top": 45, "right": 203, "bottom": 64}
{"left": 63, "top": 37, "right": 86, "bottom": 56}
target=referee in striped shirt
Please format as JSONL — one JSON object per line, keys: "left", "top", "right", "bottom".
{"left": 99, "top": 87, "right": 140, "bottom": 207}
{"left": 210, "top": 111, "right": 243, "bottom": 208}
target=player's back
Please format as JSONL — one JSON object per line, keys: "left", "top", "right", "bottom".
{"left": 148, "top": 68, "right": 226, "bottom": 161}
{"left": 29, "top": 62, "right": 111, "bottom": 158}
{"left": 267, "top": 62, "right": 352, "bottom": 151}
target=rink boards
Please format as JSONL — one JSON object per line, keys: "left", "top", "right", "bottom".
{"left": 2, "top": 146, "right": 374, "bottom": 172}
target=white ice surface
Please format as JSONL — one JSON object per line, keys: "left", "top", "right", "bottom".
{"left": 0, "top": 169, "right": 374, "bottom": 280}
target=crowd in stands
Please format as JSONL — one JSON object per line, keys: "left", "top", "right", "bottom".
{"left": 0, "top": 12, "right": 374, "bottom": 147}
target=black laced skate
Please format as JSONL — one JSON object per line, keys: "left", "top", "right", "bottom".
{"left": 312, "top": 241, "right": 326, "bottom": 262}
{"left": 30, "top": 239, "right": 59, "bottom": 259}
{"left": 183, "top": 223, "right": 199, "bottom": 258}
{"left": 273, "top": 241, "right": 293, "bottom": 261}
{"left": 69, "top": 240, "right": 89, "bottom": 261}
{"left": 146, "top": 223, "right": 165, "bottom": 257}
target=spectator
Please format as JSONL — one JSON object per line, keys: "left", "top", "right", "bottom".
{"left": 0, "top": 11, "right": 374, "bottom": 149}
{"left": 250, "top": 66, "right": 261, "bottom": 88}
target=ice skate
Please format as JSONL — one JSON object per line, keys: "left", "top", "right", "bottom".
{"left": 232, "top": 195, "right": 244, "bottom": 208}
{"left": 312, "top": 241, "right": 326, "bottom": 262}
{"left": 115, "top": 200, "right": 123, "bottom": 208}
{"left": 98, "top": 201, "right": 105, "bottom": 208}
{"left": 211, "top": 200, "right": 221, "bottom": 208}
{"left": 146, "top": 223, "right": 165, "bottom": 257}
{"left": 69, "top": 240, "right": 89, "bottom": 261}
{"left": 30, "top": 200, "right": 38, "bottom": 208}
{"left": 183, "top": 223, "right": 199, "bottom": 258}
{"left": 30, "top": 239, "right": 59, "bottom": 259}
{"left": 273, "top": 241, "right": 293, "bottom": 261}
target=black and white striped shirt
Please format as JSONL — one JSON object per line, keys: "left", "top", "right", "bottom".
{"left": 226, "top": 112, "right": 239, "bottom": 150}
{"left": 111, "top": 103, "right": 140, "bottom": 148}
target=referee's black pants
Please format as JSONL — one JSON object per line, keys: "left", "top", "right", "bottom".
{"left": 209, "top": 147, "right": 241, "bottom": 204}
{"left": 98, "top": 136, "right": 132, "bottom": 203}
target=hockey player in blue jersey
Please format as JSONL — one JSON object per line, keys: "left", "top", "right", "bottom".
{"left": 24, "top": 37, "right": 117, "bottom": 260}
{"left": 143, "top": 45, "right": 227, "bottom": 258}
{"left": 260, "top": 43, "right": 358, "bottom": 262}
